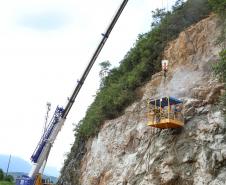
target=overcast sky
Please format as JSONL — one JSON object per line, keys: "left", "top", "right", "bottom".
{"left": 0, "top": 0, "right": 177, "bottom": 174}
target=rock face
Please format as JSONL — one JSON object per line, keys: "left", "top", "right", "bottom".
{"left": 60, "top": 15, "right": 226, "bottom": 185}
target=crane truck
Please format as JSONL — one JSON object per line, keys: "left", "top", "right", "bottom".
{"left": 16, "top": 0, "right": 129, "bottom": 185}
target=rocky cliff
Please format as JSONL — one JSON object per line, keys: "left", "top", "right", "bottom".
{"left": 60, "top": 14, "right": 226, "bottom": 185}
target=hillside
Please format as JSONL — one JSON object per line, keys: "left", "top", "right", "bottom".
{"left": 59, "top": 0, "right": 226, "bottom": 184}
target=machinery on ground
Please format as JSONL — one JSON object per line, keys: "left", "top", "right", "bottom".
{"left": 15, "top": 0, "right": 129, "bottom": 185}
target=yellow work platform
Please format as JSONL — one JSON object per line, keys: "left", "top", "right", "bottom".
{"left": 147, "top": 96, "right": 184, "bottom": 129}
{"left": 147, "top": 118, "right": 184, "bottom": 129}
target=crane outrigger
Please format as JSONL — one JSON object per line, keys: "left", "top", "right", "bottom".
{"left": 16, "top": 0, "right": 129, "bottom": 185}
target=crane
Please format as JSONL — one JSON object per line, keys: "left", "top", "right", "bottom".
{"left": 16, "top": 0, "right": 129, "bottom": 185}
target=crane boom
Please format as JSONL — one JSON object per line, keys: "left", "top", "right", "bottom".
{"left": 62, "top": 0, "right": 129, "bottom": 119}
{"left": 16, "top": 0, "right": 129, "bottom": 185}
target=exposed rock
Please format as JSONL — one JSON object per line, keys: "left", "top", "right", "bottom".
{"left": 59, "top": 15, "right": 226, "bottom": 185}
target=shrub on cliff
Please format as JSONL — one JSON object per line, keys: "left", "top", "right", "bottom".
{"left": 209, "top": 0, "right": 226, "bottom": 17}
{"left": 213, "top": 50, "right": 226, "bottom": 109}
{"left": 210, "top": 0, "right": 226, "bottom": 111}
{"left": 209, "top": 0, "right": 226, "bottom": 46}
{"left": 214, "top": 50, "right": 226, "bottom": 82}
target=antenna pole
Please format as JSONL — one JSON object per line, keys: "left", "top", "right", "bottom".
{"left": 6, "top": 154, "right": 11, "bottom": 177}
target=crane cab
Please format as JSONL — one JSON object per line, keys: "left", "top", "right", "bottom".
{"left": 147, "top": 96, "right": 184, "bottom": 129}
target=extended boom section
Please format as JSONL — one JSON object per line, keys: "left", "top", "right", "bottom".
{"left": 16, "top": 0, "right": 129, "bottom": 185}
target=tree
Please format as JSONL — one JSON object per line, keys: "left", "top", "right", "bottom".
{"left": 151, "top": 8, "right": 168, "bottom": 28}
{"left": 4, "top": 175, "right": 14, "bottom": 182}
{"left": 99, "top": 61, "right": 111, "bottom": 79}
{"left": 209, "top": 0, "right": 226, "bottom": 16}
{"left": 99, "top": 61, "right": 111, "bottom": 88}
{"left": 0, "top": 169, "right": 4, "bottom": 181}
{"left": 172, "top": 0, "right": 185, "bottom": 11}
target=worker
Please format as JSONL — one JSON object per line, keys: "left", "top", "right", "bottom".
{"left": 173, "top": 104, "right": 182, "bottom": 119}
{"left": 154, "top": 107, "right": 161, "bottom": 123}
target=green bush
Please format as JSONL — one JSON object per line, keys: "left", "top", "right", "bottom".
{"left": 209, "top": 0, "right": 226, "bottom": 46}
{"left": 0, "top": 169, "right": 4, "bottom": 181}
{"left": 213, "top": 50, "right": 226, "bottom": 109}
{"left": 3, "top": 176, "right": 13, "bottom": 183}
{"left": 209, "top": 0, "right": 226, "bottom": 17}
{"left": 210, "top": 0, "right": 226, "bottom": 111}
{"left": 213, "top": 50, "right": 226, "bottom": 82}
{"left": 0, "top": 169, "right": 14, "bottom": 184}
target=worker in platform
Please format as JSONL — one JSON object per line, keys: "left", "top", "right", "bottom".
{"left": 154, "top": 107, "right": 161, "bottom": 122}
{"left": 173, "top": 104, "right": 182, "bottom": 119}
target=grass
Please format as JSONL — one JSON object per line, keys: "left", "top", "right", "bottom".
{"left": 0, "top": 181, "right": 13, "bottom": 185}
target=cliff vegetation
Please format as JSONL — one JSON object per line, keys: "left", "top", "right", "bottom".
{"left": 210, "top": 0, "right": 226, "bottom": 115}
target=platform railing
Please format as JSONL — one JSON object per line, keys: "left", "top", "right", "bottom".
{"left": 148, "top": 107, "right": 184, "bottom": 124}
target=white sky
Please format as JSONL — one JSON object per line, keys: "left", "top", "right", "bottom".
{"left": 0, "top": 0, "right": 177, "bottom": 173}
